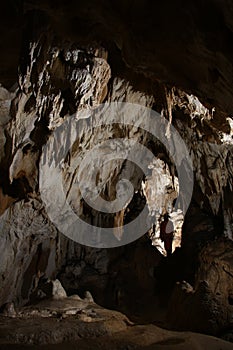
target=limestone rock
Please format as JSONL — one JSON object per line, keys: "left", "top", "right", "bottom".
{"left": 51, "top": 280, "right": 67, "bottom": 300}
{"left": 84, "top": 291, "right": 94, "bottom": 303}
{"left": 0, "top": 3, "right": 232, "bottom": 340}
{"left": 0, "top": 302, "right": 16, "bottom": 318}
{"left": 0, "top": 297, "right": 232, "bottom": 349}
{"left": 167, "top": 239, "right": 233, "bottom": 335}
{"left": 167, "top": 280, "right": 227, "bottom": 334}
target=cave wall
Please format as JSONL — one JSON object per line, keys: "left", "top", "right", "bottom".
{"left": 0, "top": 0, "right": 232, "bottom": 313}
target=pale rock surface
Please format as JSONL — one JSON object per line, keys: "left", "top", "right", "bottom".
{"left": 51, "top": 280, "right": 67, "bottom": 300}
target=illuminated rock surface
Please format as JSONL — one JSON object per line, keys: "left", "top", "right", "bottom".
{"left": 0, "top": 0, "right": 233, "bottom": 346}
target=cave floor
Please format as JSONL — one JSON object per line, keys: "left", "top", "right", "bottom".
{"left": 0, "top": 297, "right": 232, "bottom": 350}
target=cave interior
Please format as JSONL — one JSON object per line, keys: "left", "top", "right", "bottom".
{"left": 0, "top": 0, "right": 233, "bottom": 348}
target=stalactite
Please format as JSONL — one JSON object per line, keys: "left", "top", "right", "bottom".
{"left": 113, "top": 210, "right": 125, "bottom": 241}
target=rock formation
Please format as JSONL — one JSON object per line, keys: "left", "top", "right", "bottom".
{"left": 0, "top": 295, "right": 233, "bottom": 349}
{"left": 0, "top": 0, "right": 233, "bottom": 346}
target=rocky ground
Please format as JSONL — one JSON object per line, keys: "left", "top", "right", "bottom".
{"left": 0, "top": 294, "right": 233, "bottom": 350}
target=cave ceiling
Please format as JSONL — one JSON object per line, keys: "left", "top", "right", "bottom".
{"left": 1, "top": 0, "right": 233, "bottom": 117}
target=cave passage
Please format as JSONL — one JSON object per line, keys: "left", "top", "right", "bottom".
{"left": 0, "top": 0, "right": 233, "bottom": 348}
